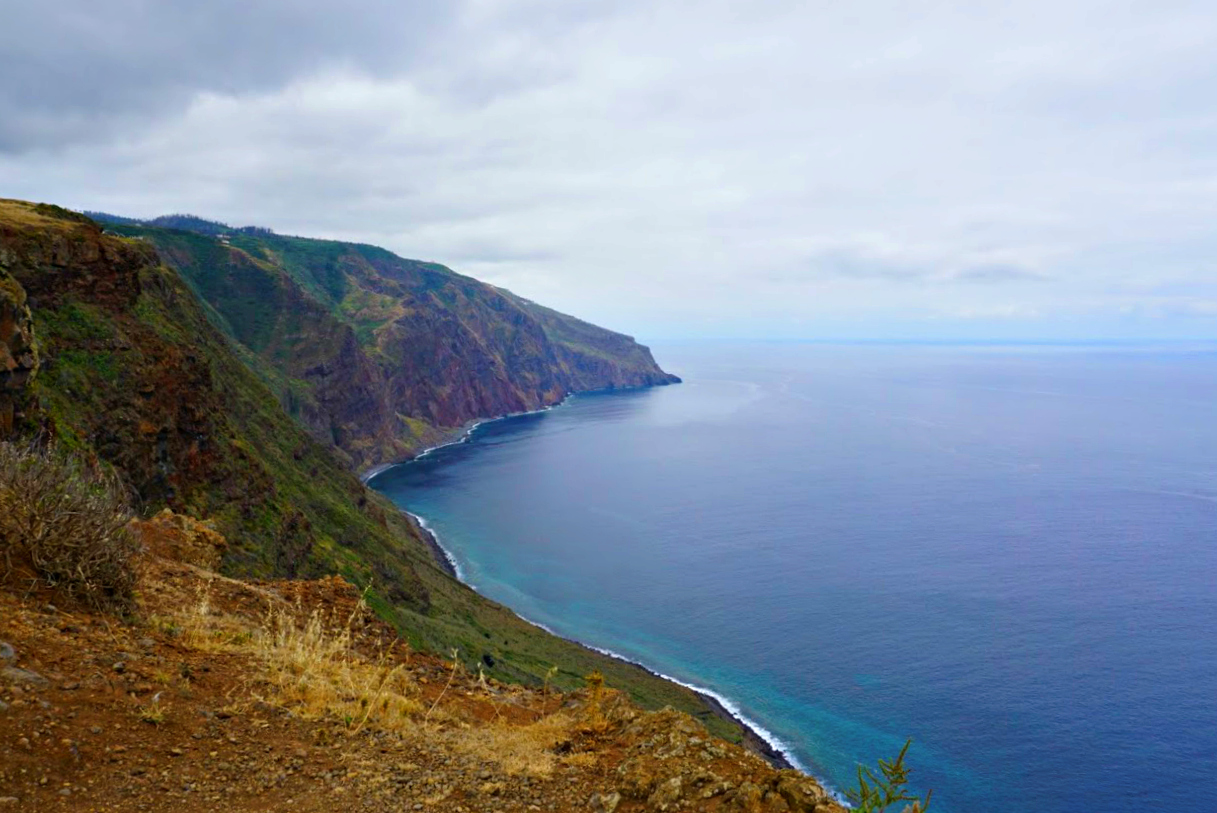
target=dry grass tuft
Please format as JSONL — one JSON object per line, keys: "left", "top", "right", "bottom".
{"left": 170, "top": 586, "right": 424, "bottom": 733}
{"left": 582, "top": 670, "right": 608, "bottom": 733}
{"left": 448, "top": 713, "right": 576, "bottom": 778}
{"left": 136, "top": 692, "right": 168, "bottom": 725}
{"left": 0, "top": 442, "right": 139, "bottom": 612}
{"left": 255, "top": 600, "right": 423, "bottom": 731}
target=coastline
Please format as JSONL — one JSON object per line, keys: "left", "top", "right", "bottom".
{"left": 359, "top": 382, "right": 831, "bottom": 783}
{"left": 404, "top": 511, "right": 459, "bottom": 580}
{"left": 359, "top": 381, "right": 681, "bottom": 485}
{"left": 361, "top": 397, "right": 571, "bottom": 485}
{"left": 407, "top": 503, "right": 804, "bottom": 773}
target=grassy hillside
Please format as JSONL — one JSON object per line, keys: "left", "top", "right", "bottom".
{"left": 0, "top": 199, "right": 741, "bottom": 744}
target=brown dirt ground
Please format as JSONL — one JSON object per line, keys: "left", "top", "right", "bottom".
{"left": 1, "top": 537, "right": 845, "bottom": 813}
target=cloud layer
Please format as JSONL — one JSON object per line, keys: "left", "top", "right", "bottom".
{"left": 4, "top": 0, "right": 1216, "bottom": 339}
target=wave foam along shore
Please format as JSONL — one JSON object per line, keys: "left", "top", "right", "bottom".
{"left": 402, "top": 513, "right": 839, "bottom": 794}
{"left": 400, "top": 511, "right": 462, "bottom": 581}
{"left": 363, "top": 397, "right": 571, "bottom": 484}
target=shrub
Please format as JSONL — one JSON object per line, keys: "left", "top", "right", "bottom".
{"left": 0, "top": 442, "right": 138, "bottom": 612}
{"left": 847, "top": 738, "right": 933, "bottom": 813}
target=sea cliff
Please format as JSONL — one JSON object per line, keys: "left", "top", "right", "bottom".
{"left": 90, "top": 214, "right": 679, "bottom": 472}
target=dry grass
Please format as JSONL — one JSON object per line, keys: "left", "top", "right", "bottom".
{"left": 135, "top": 692, "right": 168, "bottom": 725}
{"left": 170, "top": 585, "right": 424, "bottom": 732}
{"left": 0, "top": 199, "right": 91, "bottom": 230}
{"left": 0, "top": 442, "right": 139, "bottom": 612}
{"left": 447, "top": 712, "right": 576, "bottom": 778}
{"left": 255, "top": 601, "right": 424, "bottom": 731}
{"left": 162, "top": 578, "right": 585, "bottom": 775}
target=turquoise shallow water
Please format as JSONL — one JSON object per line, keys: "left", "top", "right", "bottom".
{"left": 370, "top": 342, "right": 1217, "bottom": 812}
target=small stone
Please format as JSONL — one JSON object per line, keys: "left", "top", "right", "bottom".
{"left": 90, "top": 726, "right": 102, "bottom": 734}
{"left": 1, "top": 666, "right": 48, "bottom": 687}
{"left": 58, "top": 788, "right": 71, "bottom": 797}
{"left": 61, "top": 682, "right": 80, "bottom": 691}
{"left": 139, "top": 638, "right": 156, "bottom": 649}
{"left": 42, "top": 604, "right": 58, "bottom": 614}
{"left": 590, "top": 791, "right": 622, "bottom": 813}
{"left": 0, "top": 642, "right": 14, "bottom": 662}
{"left": 0, "top": 701, "right": 8, "bottom": 713}
{"left": 112, "top": 661, "right": 126, "bottom": 673}
{"left": 170, "top": 748, "right": 184, "bottom": 757}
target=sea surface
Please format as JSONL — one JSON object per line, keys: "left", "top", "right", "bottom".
{"left": 370, "top": 342, "right": 1217, "bottom": 812}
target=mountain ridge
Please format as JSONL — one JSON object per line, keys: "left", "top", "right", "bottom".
{"left": 86, "top": 210, "right": 679, "bottom": 473}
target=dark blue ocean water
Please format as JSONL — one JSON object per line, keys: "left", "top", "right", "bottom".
{"left": 370, "top": 342, "right": 1217, "bottom": 812}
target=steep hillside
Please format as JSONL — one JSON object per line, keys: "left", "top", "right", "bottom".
{"left": 90, "top": 214, "right": 679, "bottom": 471}
{"left": 0, "top": 531, "right": 845, "bottom": 812}
{"left": 0, "top": 199, "right": 745, "bottom": 748}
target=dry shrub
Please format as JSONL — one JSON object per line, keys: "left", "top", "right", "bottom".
{"left": 448, "top": 712, "right": 576, "bottom": 778}
{"left": 0, "top": 442, "right": 138, "bottom": 611}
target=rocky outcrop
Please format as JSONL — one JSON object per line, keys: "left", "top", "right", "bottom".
{"left": 128, "top": 508, "right": 228, "bottom": 570}
{"left": 0, "top": 269, "right": 38, "bottom": 437}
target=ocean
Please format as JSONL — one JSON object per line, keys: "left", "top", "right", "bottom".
{"left": 369, "top": 341, "right": 1217, "bottom": 812}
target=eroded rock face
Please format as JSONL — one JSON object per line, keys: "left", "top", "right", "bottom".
{"left": 0, "top": 269, "right": 37, "bottom": 437}
{"left": 118, "top": 224, "right": 680, "bottom": 472}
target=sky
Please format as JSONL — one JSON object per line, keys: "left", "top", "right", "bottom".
{"left": 2, "top": 1, "right": 1216, "bottom": 341}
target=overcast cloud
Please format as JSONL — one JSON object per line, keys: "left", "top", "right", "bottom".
{"left": 3, "top": 0, "right": 1216, "bottom": 339}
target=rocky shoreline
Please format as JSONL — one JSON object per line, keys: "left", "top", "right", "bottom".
{"left": 407, "top": 512, "right": 459, "bottom": 580}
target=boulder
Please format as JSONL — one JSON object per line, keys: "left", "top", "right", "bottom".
{"left": 647, "top": 776, "right": 683, "bottom": 811}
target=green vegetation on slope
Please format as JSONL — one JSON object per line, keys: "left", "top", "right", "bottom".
{"left": 0, "top": 200, "right": 741, "bottom": 745}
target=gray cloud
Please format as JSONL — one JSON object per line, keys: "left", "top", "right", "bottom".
{"left": 0, "top": 1, "right": 455, "bottom": 150}
{"left": 2, "top": 0, "right": 1217, "bottom": 339}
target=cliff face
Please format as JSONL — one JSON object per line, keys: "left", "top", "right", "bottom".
{"left": 0, "top": 268, "right": 38, "bottom": 437}
{"left": 0, "top": 199, "right": 427, "bottom": 599}
{"left": 0, "top": 199, "right": 736, "bottom": 746}
{"left": 97, "top": 218, "right": 679, "bottom": 470}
